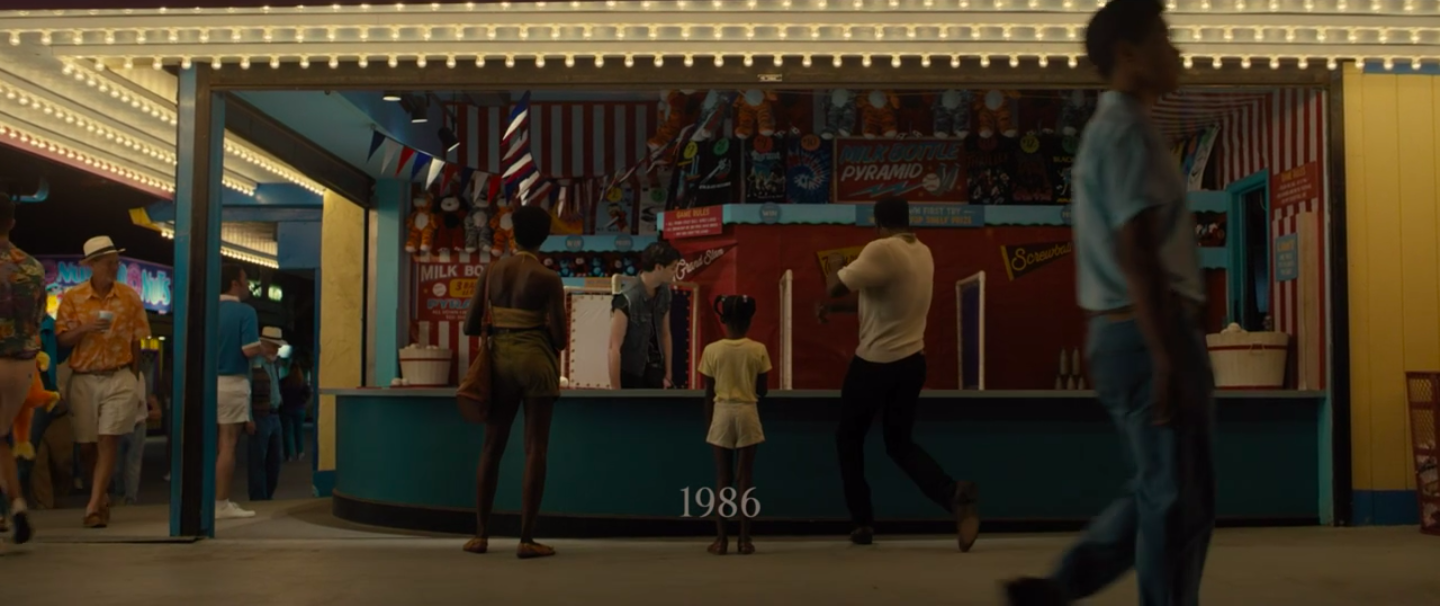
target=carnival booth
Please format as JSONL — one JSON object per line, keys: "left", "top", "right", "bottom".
{"left": 324, "top": 85, "right": 1334, "bottom": 538}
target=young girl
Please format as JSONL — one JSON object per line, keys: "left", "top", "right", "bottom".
{"left": 697, "top": 295, "right": 771, "bottom": 556}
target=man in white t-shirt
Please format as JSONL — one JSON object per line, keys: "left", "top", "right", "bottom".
{"left": 818, "top": 197, "right": 980, "bottom": 552}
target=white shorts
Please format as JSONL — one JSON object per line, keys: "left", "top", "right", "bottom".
{"left": 706, "top": 402, "right": 765, "bottom": 449}
{"left": 69, "top": 370, "right": 141, "bottom": 443}
{"left": 217, "top": 375, "right": 252, "bottom": 425}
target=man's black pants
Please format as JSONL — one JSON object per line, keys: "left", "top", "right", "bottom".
{"left": 836, "top": 352, "right": 957, "bottom": 527}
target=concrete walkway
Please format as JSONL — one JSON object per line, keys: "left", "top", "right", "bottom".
{"left": 3, "top": 500, "right": 1438, "bottom": 606}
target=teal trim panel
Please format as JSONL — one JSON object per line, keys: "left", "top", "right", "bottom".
{"left": 1360, "top": 62, "right": 1440, "bottom": 76}
{"left": 541, "top": 234, "right": 657, "bottom": 253}
{"left": 169, "top": 67, "right": 224, "bottom": 538}
{"left": 335, "top": 392, "right": 1323, "bottom": 523}
{"left": 661, "top": 196, "right": 1230, "bottom": 229}
{"left": 372, "top": 179, "right": 407, "bottom": 387}
{"left": 1352, "top": 490, "right": 1419, "bottom": 526}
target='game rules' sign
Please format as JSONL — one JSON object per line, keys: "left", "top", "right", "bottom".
{"left": 833, "top": 139, "right": 968, "bottom": 204}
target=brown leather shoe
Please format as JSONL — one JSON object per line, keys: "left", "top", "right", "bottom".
{"left": 954, "top": 481, "right": 980, "bottom": 552}
{"left": 849, "top": 526, "right": 875, "bottom": 545}
{"left": 83, "top": 512, "right": 107, "bottom": 529}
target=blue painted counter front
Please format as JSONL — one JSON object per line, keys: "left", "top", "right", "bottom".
{"left": 329, "top": 389, "right": 1326, "bottom": 536}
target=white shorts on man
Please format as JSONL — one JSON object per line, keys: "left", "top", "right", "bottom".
{"left": 216, "top": 375, "right": 251, "bottom": 425}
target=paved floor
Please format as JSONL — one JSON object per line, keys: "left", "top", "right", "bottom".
{"left": 4, "top": 499, "right": 1439, "bottom": 606}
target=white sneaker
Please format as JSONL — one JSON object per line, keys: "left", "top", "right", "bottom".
{"left": 214, "top": 500, "right": 256, "bottom": 520}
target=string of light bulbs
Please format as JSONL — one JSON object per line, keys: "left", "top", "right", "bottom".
{"left": 57, "top": 59, "right": 327, "bottom": 195}
{"left": 156, "top": 226, "right": 280, "bottom": 269}
{"left": 2, "top": 0, "right": 1438, "bottom": 15}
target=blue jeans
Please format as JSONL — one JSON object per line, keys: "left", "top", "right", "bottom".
{"left": 247, "top": 414, "right": 283, "bottom": 501}
{"left": 111, "top": 421, "right": 147, "bottom": 504}
{"left": 1051, "top": 315, "right": 1217, "bottom": 606}
{"left": 279, "top": 408, "right": 305, "bottom": 461}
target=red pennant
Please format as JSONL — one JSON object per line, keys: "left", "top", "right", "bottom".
{"left": 440, "top": 163, "right": 461, "bottom": 192}
{"left": 394, "top": 147, "right": 416, "bottom": 177}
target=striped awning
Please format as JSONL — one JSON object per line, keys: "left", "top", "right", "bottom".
{"left": 1154, "top": 89, "right": 1272, "bottom": 139}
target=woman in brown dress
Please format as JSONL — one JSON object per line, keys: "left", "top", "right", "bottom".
{"left": 461, "top": 205, "right": 568, "bottom": 559}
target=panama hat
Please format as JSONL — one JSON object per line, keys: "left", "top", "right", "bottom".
{"left": 80, "top": 235, "right": 125, "bottom": 265}
{"left": 260, "top": 326, "right": 288, "bottom": 346}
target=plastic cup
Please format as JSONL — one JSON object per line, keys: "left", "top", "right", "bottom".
{"left": 97, "top": 310, "right": 115, "bottom": 332}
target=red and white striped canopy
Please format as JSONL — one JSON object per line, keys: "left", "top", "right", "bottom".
{"left": 1154, "top": 89, "right": 1274, "bottom": 139}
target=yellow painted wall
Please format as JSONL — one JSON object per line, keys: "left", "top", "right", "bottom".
{"left": 317, "top": 191, "right": 365, "bottom": 472}
{"left": 1344, "top": 67, "right": 1440, "bottom": 492}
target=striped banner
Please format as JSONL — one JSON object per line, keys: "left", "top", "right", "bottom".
{"left": 1207, "top": 88, "right": 1329, "bottom": 388}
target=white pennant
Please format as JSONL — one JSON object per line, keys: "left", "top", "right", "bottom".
{"left": 425, "top": 159, "right": 446, "bottom": 188}
{"left": 378, "top": 139, "right": 401, "bottom": 173}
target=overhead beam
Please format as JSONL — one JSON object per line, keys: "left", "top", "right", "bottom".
{"left": 206, "top": 60, "right": 1333, "bottom": 91}
{"left": 223, "top": 94, "right": 374, "bottom": 207}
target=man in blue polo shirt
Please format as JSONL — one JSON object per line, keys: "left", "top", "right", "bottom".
{"left": 216, "top": 264, "right": 262, "bottom": 520}
{"left": 1004, "top": 2, "right": 1215, "bottom": 605}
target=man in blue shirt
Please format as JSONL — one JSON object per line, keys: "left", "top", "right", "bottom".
{"left": 215, "top": 264, "right": 263, "bottom": 520}
{"left": 246, "top": 327, "right": 286, "bottom": 501}
{"left": 1005, "top": 2, "right": 1215, "bottom": 605}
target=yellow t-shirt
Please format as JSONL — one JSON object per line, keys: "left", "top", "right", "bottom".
{"left": 698, "top": 338, "right": 772, "bottom": 404}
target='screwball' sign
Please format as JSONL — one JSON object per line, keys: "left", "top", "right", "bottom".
{"left": 999, "top": 241, "right": 1074, "bottom": 281}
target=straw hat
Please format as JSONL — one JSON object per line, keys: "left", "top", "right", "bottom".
{"left": 260, "top": 326, "right": 288, "bottom": 346}
{"left": 79, "top": 236, "right": 125, "bottom": 265}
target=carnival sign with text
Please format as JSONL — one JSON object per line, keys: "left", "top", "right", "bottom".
{"left": 38, "top": 255, "right": 173, "bottom": 315}
{"left": 833, "top": 139, "right": 967, "bottom": 204}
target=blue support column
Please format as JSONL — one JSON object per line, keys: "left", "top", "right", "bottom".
{"left": 372, "top": 180, "right": 406, "bottom": 386}
{"left": 170, "top": 67, "right": 224, "bottom": 538}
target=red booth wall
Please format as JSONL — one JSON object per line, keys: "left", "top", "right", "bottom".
{"left": 708, "top": 223, "right": 1226, "bottom": 390}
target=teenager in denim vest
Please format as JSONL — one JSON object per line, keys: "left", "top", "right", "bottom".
{"left": 608, "top": 242, "right": 682, "bottom": 389}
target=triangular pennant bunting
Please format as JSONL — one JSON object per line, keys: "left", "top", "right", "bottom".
{"left": 425, "top": 158, "right": 446, "bottom": 188}
{"left": 410, "top": 153, "right": 433, "bottom": 182}
{"left": 367, "top": 131, "right": 386, "bottom": 161}
{"left": 378, "top": 139, "right": 401, "bottom": 173}
{"left": 394, "top": 147, "right": 416, "bottom": 177}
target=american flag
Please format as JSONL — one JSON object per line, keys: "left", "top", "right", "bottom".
{"left": 501, "top": 91, "right": 549, "bottom": 204}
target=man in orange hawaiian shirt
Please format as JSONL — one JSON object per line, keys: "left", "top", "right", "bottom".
{"left": 55, "top": 236, "right": 150, "bottom": 529}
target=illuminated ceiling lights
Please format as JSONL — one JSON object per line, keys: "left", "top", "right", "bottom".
{"left": 0, "top": 117, "right": 256, "bottom": 195}
{"left": 157, "top": 226, "right": 279, "bottom": 269}
{"left": 0, "top": 120, "right": 174, "bottom": 193}
{"left": 56, "top": 58, "right": 325, "bottom": 195}
{"left": 0, "top": 1, "right": 1436, "bottom": 70}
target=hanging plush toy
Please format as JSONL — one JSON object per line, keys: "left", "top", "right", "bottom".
{"left": 693, "top": 91, "right": 727, "bottom": 141}
{"left": 13, "top": 351, "right": 60, "bottom": 460}
{"left": 648, "top": 90, "right": 697, "bottom": 151}
{"left": 489, "top": 202, "right": 516, "bottom": 258}
{"left": 464, "top": 204, "right": 492, "bottom": 254}
{"left": 934, "top": 90, "right": 975, "bottom": 139}
{"left": 857, "top": 90, "right": 900, "bottom": 139}
{"left": 1058, "top": 89, "right": 1094, "bottom": 137}
{"left": 821, "top": 89, "right": 857, "bottom": 140}
{"left": 976, "top": 89, "right": 1022, "bottom": 139}
{"left": 733, "top": 89, "right": 779, "bottom": 140}
{"left": 433, "top": 194, "right": 469, "bottom": 254}
{"left": 404, "top": 193, "right": 438, "bottom": 254}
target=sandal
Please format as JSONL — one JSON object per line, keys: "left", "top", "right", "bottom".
{"left": 462, "top": 537, "right": 488, "bottom": 554}
{"left": 516, "top": 542, "right": 556, "bottom": 559}
{"left": 101, "top": 498, "right": 113, "bottom": 526}
{"left": 83, "top": 511, "right": 107, "bottom": 529}
{"left": 737, "top": 539, "right": 755, "bottom": 555}
{"left": 707, "top": 538, "right": 729, "bottom": 555}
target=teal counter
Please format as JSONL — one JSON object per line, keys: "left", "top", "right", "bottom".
{"left": 328, "top": 388, "right": 1328, "bottom": 537}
